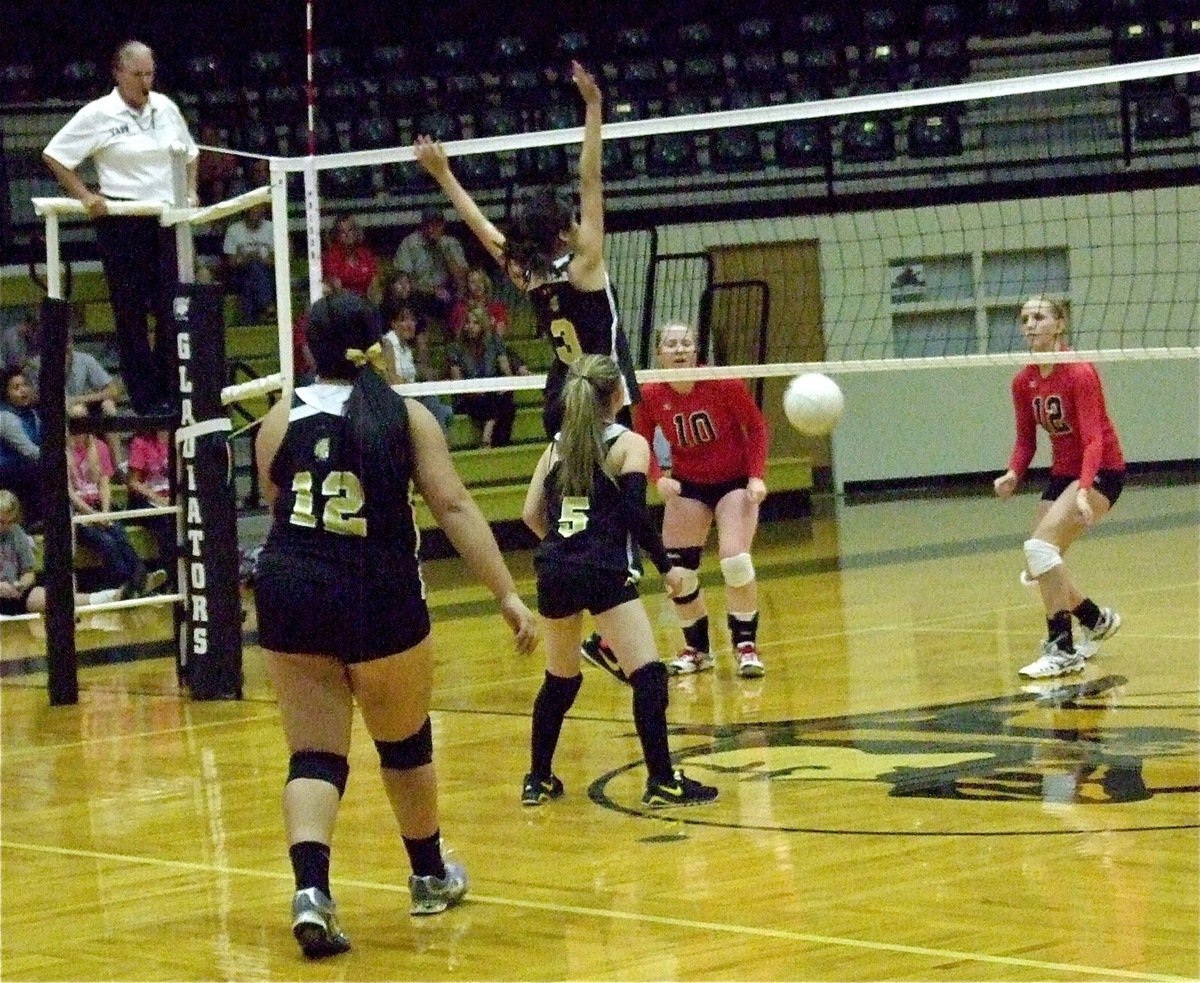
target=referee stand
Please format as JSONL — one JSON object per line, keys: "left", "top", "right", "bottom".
{"left": 33, "top": 146, "right": 243, "bottom": 705}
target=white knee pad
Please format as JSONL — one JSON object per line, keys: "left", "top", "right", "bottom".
{"left": 676, "top": 567, "right": 700, "bottom": 599}
{"left": 1023, "top": 538, "right": 1062, "bottom": 579}
{"left": 720, "top": 552, "right": 756, "bottom": 589}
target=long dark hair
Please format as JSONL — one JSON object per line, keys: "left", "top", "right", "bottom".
{"left": 306, "top": 293, "right": 409, "bottom": 487}
{"left": 502, "top": 186, "right": 575, "bottom": 281}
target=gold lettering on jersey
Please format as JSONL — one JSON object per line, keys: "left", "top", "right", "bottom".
{"left": 289, "top": 470, "right": 368, "bottom": 537}
{"left": 549, "top": 317, "right": 584, "bottom": 365}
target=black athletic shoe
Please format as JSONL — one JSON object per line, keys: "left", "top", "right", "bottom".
{"left": 521, "top": 772, "right": 564, "bottom": 806}
{"left": 580, "top": 633, "right": 628, "bottom": 683}
{"left": 642, "top": 770, "right": 719, "bottom": 808}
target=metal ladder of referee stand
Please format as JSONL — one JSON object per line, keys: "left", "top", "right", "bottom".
{"left": 29, "top": 147, "right": 196, "bottom": 706}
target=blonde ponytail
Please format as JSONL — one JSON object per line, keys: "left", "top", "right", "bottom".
{"left": 557, "top": 355, "right": 622, "bottom": 497}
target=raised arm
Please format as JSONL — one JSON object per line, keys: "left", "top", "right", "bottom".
{"left": 413, "top": 137, "right": 507, "bottom": 267}
{"left": 570, "top": 61, "right": 606, "bottom": 284}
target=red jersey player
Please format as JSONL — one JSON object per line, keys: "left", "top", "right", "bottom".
{"left": 994, "top": 295, "right": 1125, "bottom": 679}
{"left": 635, "top": 322, "right": 770, "bottom": 678}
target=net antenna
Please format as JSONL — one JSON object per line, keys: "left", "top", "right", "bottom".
{"left": 302, "top": 0, "right": 323, "bottom": 309}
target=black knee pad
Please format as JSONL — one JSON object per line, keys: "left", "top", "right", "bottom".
{"left": 376, "top": 717, "right": 433, "bottom": 771}
{"left": 667, "top": 546, "right": 703, "bottom": 605}
{"left": 629, "top": 660, "right": 669, "bottom": 717}
{"left": 537, "top": 671, "right": 583, "bottom": 715}
{"left": 287, "top": 750, "right": 349, "bottom": 798}
{"left": 667, "top": 546, "right": 703, "bottom": 571}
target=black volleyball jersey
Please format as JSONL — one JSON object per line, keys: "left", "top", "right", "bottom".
{"left": 528, "top": 255, "right": 640, "bottom": 406}
{"left": 534, "top": 424, "right": 643, "bottom": 581}
{"left": 262, "top": 384, "right": 422, "bottom": 581}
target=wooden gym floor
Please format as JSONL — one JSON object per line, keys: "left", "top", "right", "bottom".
{"left": 1, "top": 480, "right": 1197, "bottom": 981}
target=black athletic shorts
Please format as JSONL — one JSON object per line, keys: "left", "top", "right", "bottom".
{"left": 255, "top": 551, "right": 431, "bottom": 663}
{"left": 1043, "top": 469, "right": 1125, "bottom": 507}
{"left": 677, "top": 475, "right": 750, "bottom": 510}
{"left": 534, "top": 558, "right": 640, "bottom": 619}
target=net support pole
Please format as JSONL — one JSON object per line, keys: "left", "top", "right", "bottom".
{"left": 43, "top": 212, "right": 62, "bottom": 299}
{"left": 169, "top": 143, "right": 195, "bottom": 284}
{"left": 269, "top": 162, "right": 294, "bottom": 404}
{"left": 174, "top": 283, "right": 243, "bottom": 700}
{"left": 39, "top": 297, "right": 76, "bottom": 705}
{"left": 303, "top": 158, "right": 322, "bottom": 305}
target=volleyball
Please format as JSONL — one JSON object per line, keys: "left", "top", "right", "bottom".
{"left": 783, "top": 373, "right": 844, "bottom": 436}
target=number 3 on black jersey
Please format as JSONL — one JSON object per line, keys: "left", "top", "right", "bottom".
{"left": 549, "top": 317, "right": 584, "bottom": 365}
{"left": 290, "top": 470, "right": 367, "bottom": 537}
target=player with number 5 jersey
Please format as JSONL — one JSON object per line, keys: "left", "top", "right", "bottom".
{"left": 520, "top": 355, "right": 717, "bottom": 809}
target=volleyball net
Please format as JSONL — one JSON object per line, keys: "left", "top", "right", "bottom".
{"left": 240, "top": 52, "right": 1200, "bottom": 405}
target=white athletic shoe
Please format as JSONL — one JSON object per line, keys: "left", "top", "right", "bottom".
{"left": 1080, "top": 607, "right": 1122, "bottom": 646}
{"left": 1019, "top": 636, "right": 1086, "bottom": 679}
{"left": 735, "top": 642, "right": 765, "bottom": 678}
{"left": 667, "top": 647, "right": 714, "bottom": 676}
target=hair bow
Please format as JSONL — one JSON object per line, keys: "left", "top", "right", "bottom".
{"left": 345, "top": 342, "right": 387, "bottom": 373}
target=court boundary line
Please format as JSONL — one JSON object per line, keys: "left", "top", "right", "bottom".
{"left": 0, "top": 839, "right": 1192, "bottom": 983}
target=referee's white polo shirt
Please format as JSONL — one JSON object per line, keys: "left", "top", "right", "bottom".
{"left": 44, "top": 89, "right": 198, "bottom": 204}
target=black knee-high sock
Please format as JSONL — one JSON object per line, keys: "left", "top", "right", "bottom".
{"left": 681, "top": 615, "right": 710, "bottom": 653}
{"left": 727, "top": 611, "right": 759, "bottom": 647}
{"left": 629, "top": 662, "right": 673, "bottom": 784}
{"left": 530, "top": 671, "right": 582, "bottom": 778}
{"left": 1073, "top": 598, "right": 1101, "bottom": 630}
{"left": 1047, "top": 610, "right": 1074, "bottom": 651}
{"left": 403, "top": 829, "right": 445, "bottom": 880}
{"left": 290, "top": 841, "right": 331, "bottom": 896}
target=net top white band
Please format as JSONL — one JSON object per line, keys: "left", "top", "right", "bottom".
{"left": 250, "top": 55, "right": 1200, "bottom": 173}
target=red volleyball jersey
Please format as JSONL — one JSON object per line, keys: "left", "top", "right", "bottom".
{"left": 1007, "top": 359, "right": 1125, "bottom": 489}
{"left": 635, "top": 379, "right": 768, "bottom": 484}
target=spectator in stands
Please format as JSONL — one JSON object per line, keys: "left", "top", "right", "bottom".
{"left": 196, "top": 121, "right": 240, "bottom": 205}
{"left": 448, "top": 268, "right": 510, "bottom": 340}
{"left": 381, "top": 269, "right": 417, "bottom": 311}
{"left": 0, "top": 368, "right": 42, "bottom": 525}
{"left": 0, "top": 308, "right": 38, "bottom": 375}
{"left": 223, "top": 203, "right": 276, "bottom": 325}
{"left": 67, "top": 430, "right": 165, "bottom": 599}
{"left": 0, "top": 489, "right": 123, "bottom": 620}
{"left": 0, "top": 489, "right": 47, "bottom": 618}
{"left": 126, "top": 426, "right": 174, "bottom": 571}
{"left": 322, "top": 214, "right": 380, "bottom": 299}
{"left": 65, "top": 339, "right": 125, "bottom": 472}
{"left": 380, "top": 296, "right": 453, "bottom": 433}
{"left": 42, "top": 40, "right": 198, "bottom": 416}
{"left": 393, "top": 207, "right": 468, "bottom": 321}
{"left": 446, "top": 305, "right": 517, "bottom": 448}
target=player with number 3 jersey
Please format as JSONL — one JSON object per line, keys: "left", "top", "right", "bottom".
{"left": 414, "top": 61, "right": 638, "bottom": 438}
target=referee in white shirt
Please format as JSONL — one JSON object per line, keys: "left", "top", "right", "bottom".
{"left": 43, "top": 40, "right": 198, "bottom": 415}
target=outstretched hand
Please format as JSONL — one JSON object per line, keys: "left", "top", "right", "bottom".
{"left": 413, "top": 135, "right": 449, "bottom": 178}
{"left": 500, "top": 592, "right": 539, "bottom": 655}
{"left": 571, "top": 60, "right": 601, "bottom": 106}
